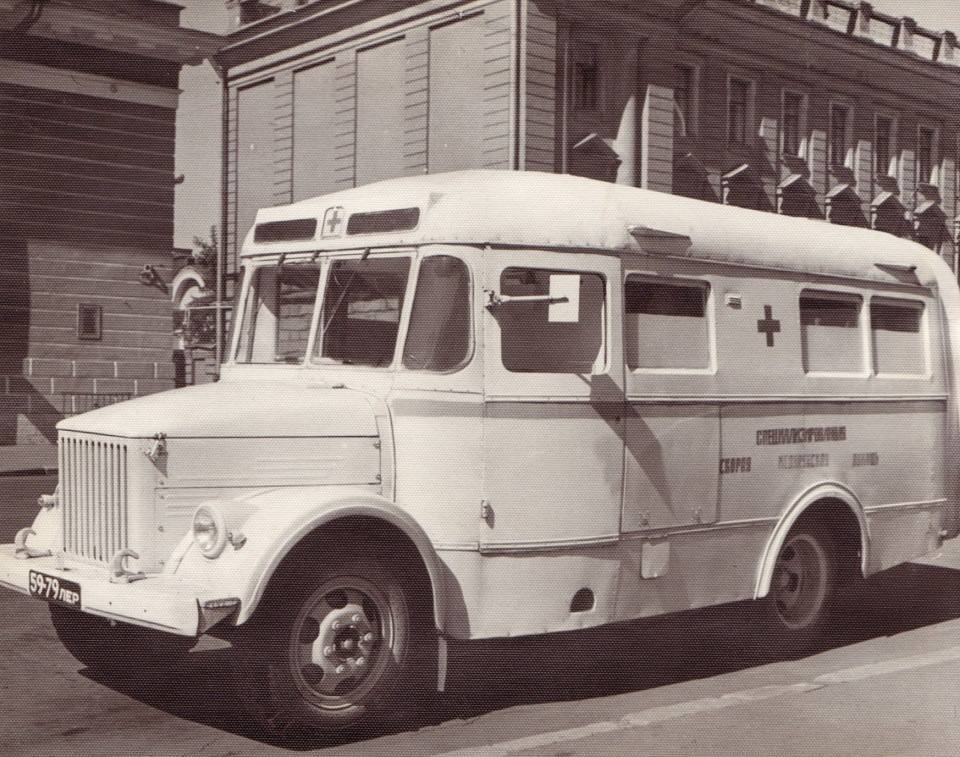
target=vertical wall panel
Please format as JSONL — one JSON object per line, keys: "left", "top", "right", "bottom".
{"left": 483, "top": 3, "right": 514, "bottom": 169}
{"left": 273, "top": 71, "right": 294, "bottom": 205}
{"left": 225, "top": 86, "right": 239, "bottom": 267}
{"left": 853, "top": 106, "right": 873, "bottom": 200}
{"left": 759, "top": 115, "right": 779, "bottom": 206}
{"left": 809, "top": 127, "right": 827, "bottom": 203}
{"left": 404, "top": 28, "right": 430, "bottom": 176}
{"left": 429, "top": 14, "right": 488, "bottom": 172}
{"left": 899, "top": 115, "right": 918, "bottom": 211}
{"left": 333, "top": 55, "right": 357, "bottom": 189}
{"left": 524, "top": 2, "right": 556, "bottom": 172}
{"left": 941, "top": 129, "right": 956, "bottom": 224}
{"left": 235, "top": 79, "right": 278, "bottom": 251}
{"left": 356, "top": 38, "right": 407, "bottom": 185}
{"left": 854, "top": 139, "right": 872, "bottom": 195}
{"left": 292, "top": 61, "right": 339, "bottom": 200}
{"left": 807, "top": 94, "right": 828, "bottom": 205}
{"left": 698, "top": 63, "right": 726, "bottom": 146}
{"left": 641, "top": 83, "right": 674, "bottom": 193}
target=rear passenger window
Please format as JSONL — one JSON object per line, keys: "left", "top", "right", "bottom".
{"left": 625, "top": 278, "right": 710, "bottom": 370}
{"left": 800, "top": 292, "right": 863, "bottom": 374}
{"left": 871, "top": 298, "right": 925, "bottom": 375}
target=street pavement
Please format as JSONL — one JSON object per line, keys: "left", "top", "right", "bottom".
{"left": 3, "top": 474, "right": 960, "bottom": 756}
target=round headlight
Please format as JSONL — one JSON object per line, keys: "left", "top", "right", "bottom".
{"left": 193, "top": 505, "right": 227, "bottom": 558}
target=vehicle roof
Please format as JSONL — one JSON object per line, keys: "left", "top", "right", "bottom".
{"left": 245, "top": 169, "right": 943, "bottom": 288}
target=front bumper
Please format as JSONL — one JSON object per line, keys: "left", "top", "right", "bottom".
{"left": 0, "top": 544, "right": 233, "bottom": 636}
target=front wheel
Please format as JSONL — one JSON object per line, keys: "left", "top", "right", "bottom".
{"left": 762, "top": 525, "right": 838, "bottom": 648}
{"left": 234, "top": 554, "right": 431, "bottom": 734}
{"left": 49, "top": 605, "right": 195, "bottom": 672}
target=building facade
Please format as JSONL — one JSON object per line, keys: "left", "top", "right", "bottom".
{"left": 215, "top": 0, "right": 960, "bottom": 282}
{"left": 0, "top": 0, "right": 220, "bottom": 445}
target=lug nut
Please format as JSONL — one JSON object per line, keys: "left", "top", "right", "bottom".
{"left": 352, "top": 614, "right": 362, "bottom": 623}
{"left": 355, "top": 657, "right": 366, "bottom": 667}
{"left": 335, "top": 665, "right": 346, "bottom": 675}
{"left": 342, "top": 639, "right": 355, "bottom": 651}
{"left": 363, "top": 632, "right": 375, "bottom": 643}
{"left": 332, "top": 621, "right": 341, "bottom": 630}
{"left": 323, "top": 646, "right": 334, "bottom": 658}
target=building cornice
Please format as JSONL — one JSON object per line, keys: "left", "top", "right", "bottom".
{"left": 0, "top": 59, "right": 180, "bottom": 107}
{"left": 0, "top": 0, "right": 222, "bottom": 66}
{"left": 218, "top": 0, "right": 960, "bottom": 79}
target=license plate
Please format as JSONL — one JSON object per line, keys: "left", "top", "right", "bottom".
{"left": 28, "top": 570, "right": 81, "bottom": 608}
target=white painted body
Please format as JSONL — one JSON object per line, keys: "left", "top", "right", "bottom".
{"left": 2, "top": 171, "right": 959, "bottom": 643}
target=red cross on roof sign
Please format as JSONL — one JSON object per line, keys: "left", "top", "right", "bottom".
{"left": 321, "top": 206, "right": 345, "bottom": 238}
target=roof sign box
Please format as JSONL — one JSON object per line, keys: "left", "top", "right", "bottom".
{"left": 346, "top": 207, "right": 420, "bottom": 235}
{"left": 254, "top": 218, "right": 318, "bottom": 243}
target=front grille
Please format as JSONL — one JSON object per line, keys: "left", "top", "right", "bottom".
{"left": 61, "top": 435, "right": 129, "bottom": 563}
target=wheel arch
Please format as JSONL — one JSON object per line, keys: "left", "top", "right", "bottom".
{"left": 237, "top": 498, "right": 447, "bottom": 632}
{"left": 754, "top": 483, "right": 869, "bottom": 599}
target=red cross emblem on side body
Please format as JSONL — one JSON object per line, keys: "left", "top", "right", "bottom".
{"left": 757, "top": 305, "right": 781, "bottom": 347}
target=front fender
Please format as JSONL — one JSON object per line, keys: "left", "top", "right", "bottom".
{"left": 170, "top": 487, "right": 448, "bottom": 631}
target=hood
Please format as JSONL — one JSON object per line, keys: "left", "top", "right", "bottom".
{"left": 56, "top": 381, "right": 380, "bottom": 438}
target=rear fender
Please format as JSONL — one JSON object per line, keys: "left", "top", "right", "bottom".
{"left": 170, "top": 487, "right": 447, "bottom": 630}
{"left": 754, "top": 482, "right": 868, "bottom": 599}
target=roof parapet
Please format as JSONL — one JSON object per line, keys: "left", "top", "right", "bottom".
{"left": 754, "top": 0, "right": 960, "bottom": 66}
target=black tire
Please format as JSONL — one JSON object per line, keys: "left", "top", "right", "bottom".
{"left": 233, "top": 551, "right": 432, "bottom": 735}
{"left": 49, "top": 604, "right": 196, "bottom": 672}
{"left": 761, "top": 524, "right": 838, "bottom": 649}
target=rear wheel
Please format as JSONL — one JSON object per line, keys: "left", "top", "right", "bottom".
{"left": 234, "top": 552, "right": 431, "bottom": 734}
{"left": 763, "top": 525, "right": 838, "bottom": 647}
{"left": 49, "top": 605, "right": 195, "bottom": 672}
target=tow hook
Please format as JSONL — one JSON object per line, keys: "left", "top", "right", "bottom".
{"left": 37, "top": 484, "right": 59, "bottom": 510}
{"left": 14, "top": 528, "right": 52, "bottom": 560}
{"left": 109, "top": 549, "right": 147, "bottom": 584}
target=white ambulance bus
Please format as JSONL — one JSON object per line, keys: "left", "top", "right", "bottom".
{"left": 3, "top": 171, "right": 960, "bottom": 732}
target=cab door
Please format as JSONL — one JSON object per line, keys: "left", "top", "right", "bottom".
{"left": 481, "top": 251, "right": 625, "bottom": 547}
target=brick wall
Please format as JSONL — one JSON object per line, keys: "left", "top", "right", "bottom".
{"left": 0, "top": 72, "right": 179, "bottom": 445}
{"left": 0, "top": 239, "right": 174, "bottom": 445}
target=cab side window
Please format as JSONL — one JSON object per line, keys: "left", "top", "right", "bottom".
{"left": 402, "top": 256, "right": 471, "bottom": 371}
{"left": 625, "top": 278, "right": 710, "bottom": 370}
{"left": 498, "top": 268, "right": 605, "bottom": 373}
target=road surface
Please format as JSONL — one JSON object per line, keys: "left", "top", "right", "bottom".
{"left": 3, "top": 473, "right": 960, "bottom": 756}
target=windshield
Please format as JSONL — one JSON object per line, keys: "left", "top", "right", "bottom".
{"left": 314, "top": 256, "right": 412, "bottom": 367}
{"left": 235, "top": 263, "right": 320, "bottom": 364}
{"left": 233, "top": 252, "right": 470, "bottom": 370}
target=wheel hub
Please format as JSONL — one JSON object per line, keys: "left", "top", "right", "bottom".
{"left": 773, "top": 536, "right": 827, "bottom": 629}
{"left": 298, "top": 594, "right": 380, "bottom": 695}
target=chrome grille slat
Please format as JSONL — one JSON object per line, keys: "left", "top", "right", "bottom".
{"left": 61, "top": 435, "right": 129, "bottom": 563}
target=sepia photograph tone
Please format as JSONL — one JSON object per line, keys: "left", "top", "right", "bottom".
{"left": 3, "top": 0, "right": 960, "bottom": 754}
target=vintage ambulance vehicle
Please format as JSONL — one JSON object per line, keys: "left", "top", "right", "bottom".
{"left": 3, "top": 171, "right": 960, "bottom": 731}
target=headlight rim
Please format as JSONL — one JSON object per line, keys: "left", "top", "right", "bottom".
{"left": 192, "top": 504, "right": 228, "bottom": 559}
